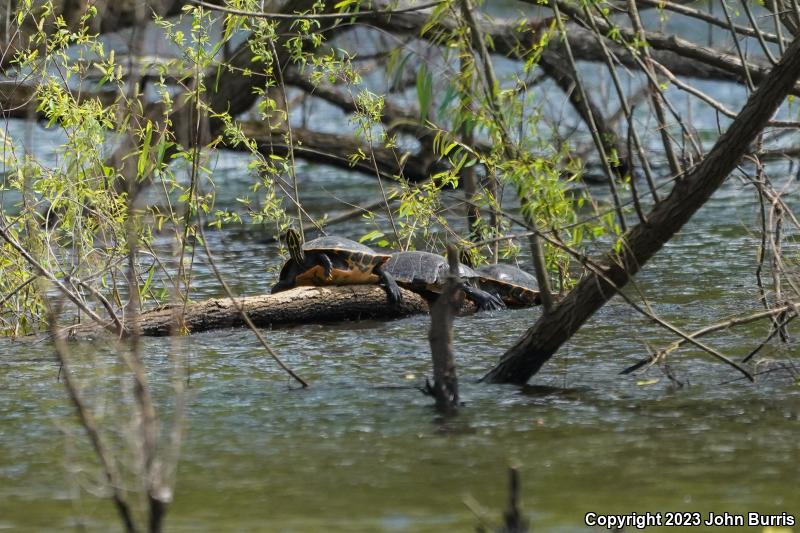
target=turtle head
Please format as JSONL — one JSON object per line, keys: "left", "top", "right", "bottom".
{"left": 285, "top": 228, "right": 305, "bottom": 264}
{"left": 459, "top": 247, "right": 475, "bottom": 268}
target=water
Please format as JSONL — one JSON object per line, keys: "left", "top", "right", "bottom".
{"left": 2, "top": 170, "right": 799, "bottom": 531}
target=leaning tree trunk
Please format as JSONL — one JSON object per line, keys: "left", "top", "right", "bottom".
{"left": 483, "top": 35, "right": 800, "bottom": 384}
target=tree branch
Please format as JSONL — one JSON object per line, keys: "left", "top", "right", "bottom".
{"left": 483, "top": 35, "right": 800, "bottom": 384}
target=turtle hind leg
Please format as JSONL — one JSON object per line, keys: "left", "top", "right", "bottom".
{"left": 375, "top": 265, "right": 403, "bottom": 305}
{"left": 462, "top": 284, "right": 506, "bottom": 311}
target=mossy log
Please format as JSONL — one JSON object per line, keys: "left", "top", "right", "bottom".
{"left": 124, "top": 286, "right": 438, "bottom": 337}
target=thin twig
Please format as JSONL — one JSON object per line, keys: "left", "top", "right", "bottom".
{"left": 622, "top": 303, "right": 798, "bottom": 374}
{"left": 544, "top": 232, "right": 754, "bottom": 381}
{"left": 551, "top": 2, "right": 628, "bottom": 232}
{"left": 637, "top": 0, "right": 786, "bottom": 45}
{"left": 579, "top": 4, "right": 659, "bottom": 202}
{"left": 197, "top": 223, "right": 309, "bottom": 388}
{"left": 187, "top": 0, "right": 443, "bottom": 20}
{"left": 740, "top": 0, "right": 778, "bottom": 65}
{"left": 0, "top": 225, "right": 115, "bottom": 333}
{"left": 459, "top": 0, "right": 554, "bottom": 310}
{"left": 623, "top": 0, "right": 684, "bottom": 177}
{"left": 45, "top": 302, "right": 137, "bottom": 533}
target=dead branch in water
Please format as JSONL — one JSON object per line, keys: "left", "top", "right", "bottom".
{"left": 468, "top": 466, "right": 530, "bottom": 533}
{"left": 621, "top": 303, "right": 800, "bottom": 375}
{"left": 426, "top": 245, "right": 464, "bottom": 413}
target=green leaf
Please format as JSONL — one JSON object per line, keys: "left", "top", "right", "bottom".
{"left": 359, "top": 230, "right": 385, "bottom": 243}
{"left": 141, "top": 264, "right": 156, "bottom": 296}
{"left": 437, "top": 84, "right": 458, "bottom": 120}
{"left": 137, "top": 121, "right": 153, "bottom": 178}
{"left": 416, "top": 63, "right": 433, "bottom": 124}
{"left": 391, "top": 51, "right": 413, "bottom": 91}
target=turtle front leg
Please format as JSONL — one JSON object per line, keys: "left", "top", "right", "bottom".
{"left": 271, "top": 260, "right": 299, "bottom": 293}
{"left": 318, "top": 252, "right": 334, "bottom": 280}
{"left": 375, "top": 265, "right": 403, "bottom": 305}
{"left": 303, "top": 252, "right": 333, "bottom": 280}
{"left": 461, "top": 284, "right": 506, "bottom": 311}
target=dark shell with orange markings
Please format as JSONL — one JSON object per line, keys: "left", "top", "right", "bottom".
{"left": 292, "top": 236, "right": 390, "bottom": 287}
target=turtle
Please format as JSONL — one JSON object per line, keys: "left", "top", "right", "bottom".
{"left": 475, "top": 263, "right": 540, "bottom": 308}
{"left": 382, "top": 250, "right": 505, "bottom": 311}
{"left": 271, "top": 229, "right": 402, "bottom": 304}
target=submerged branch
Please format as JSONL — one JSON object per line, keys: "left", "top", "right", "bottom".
{"left": 426, "top": 245, "right": 463, "bottom": 413}
{"left": 622, "top": 303, "right": 799, "bottom": 375}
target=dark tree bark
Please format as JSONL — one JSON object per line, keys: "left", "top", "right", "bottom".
{"left": 483, "top": 36, "right": 800, "bottom": 384}
{"left": 242, "top": 123, "right": 444, "bottom": 184}
{"left": 365, "top": 8, "right": 765, "bottom": 86}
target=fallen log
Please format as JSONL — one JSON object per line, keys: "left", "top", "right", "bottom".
{"left": 98, "top": 286, "right": 437, "bottom": 337}
{"left": 366, "top": 9, "right": 750, "bottom": 85}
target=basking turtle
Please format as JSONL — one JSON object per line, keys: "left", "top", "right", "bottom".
{"left": 271, "top": 229, "right": 402, "bottom": 304}
{"left": 382, "top": 251, "right": 505, "bottom": 311}
{"left": 476, "top": 263, "right": 540, "bottom": 307}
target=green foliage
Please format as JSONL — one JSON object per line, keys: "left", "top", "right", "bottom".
{"left": 0, "top": 0, "right": 621, "bottom": 333}
{"left": 0, "top": 0, "right": 299, "bottom": 333}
